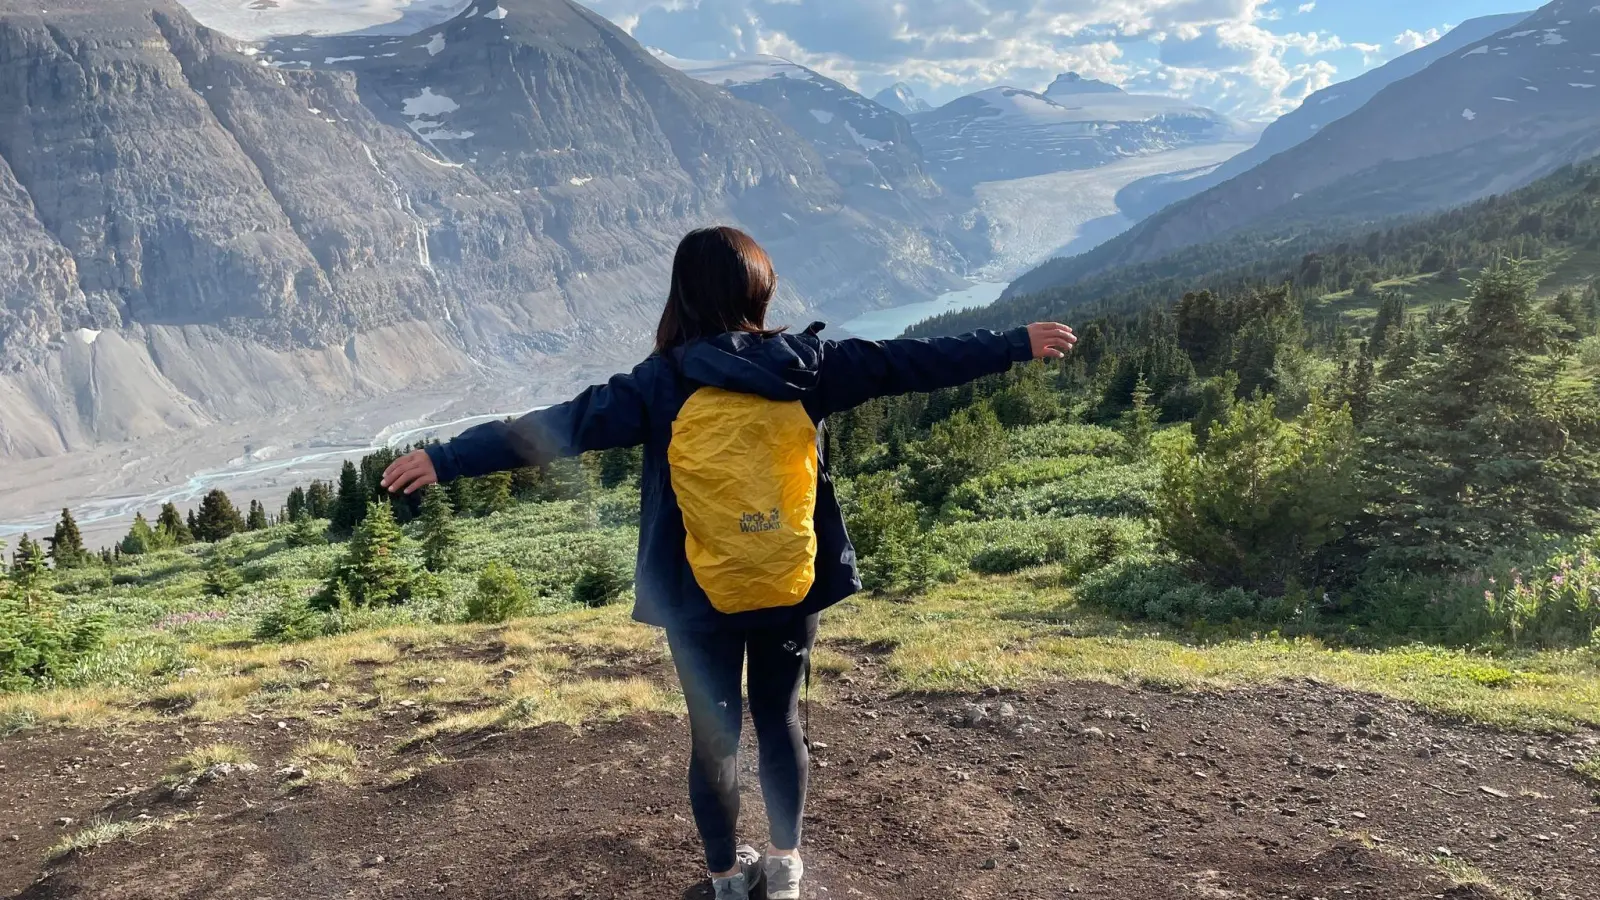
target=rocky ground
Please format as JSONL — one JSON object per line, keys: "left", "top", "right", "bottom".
{"left": 2, "top": 646, "right": 1597, "bottom": 899}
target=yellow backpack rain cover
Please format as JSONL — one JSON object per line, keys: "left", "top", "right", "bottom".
{"left": 668, "top": 386, "right": 819, "bottom": 615}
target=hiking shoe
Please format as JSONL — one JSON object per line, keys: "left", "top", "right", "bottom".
{"left": 712, "top": 846, "right": 764, "bottom": 900}
{"left": 762, "top": 853, "right": 804, "bottom": 900}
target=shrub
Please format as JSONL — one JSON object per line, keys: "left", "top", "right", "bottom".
{"left": 0, "top": 589, "right": 106, "bottom": 691}
{"left": 285, "top": 517, "right": 328, "bottom": 549}
{"left": 594, "top": 490, "right": 641, "bottom": 528}
{"left": 970, "top": 540, "right": 1052, "bottom": 575}
{"left": 908, "top": 405, "right": 1007, "bottom": 505}
{"left": 1157, "top": 393, "right": 1360, "bottom": 594}
{"left": 571, "top": 546, "right": 631, "bottom": 608}
{"left": 202, "top": 556, "right": 245, "bottom": 599}
{"left": 842, "top": 470, "right": 920, "bottom": 559}
{"left": 467, "top": 562, "right": 531, "bottom": 624}
{"left": 1078, "top": 558, "right": 1290, "bottom": 627}
{"left": 255, "top": 592, "right": 324, "bottom": 643}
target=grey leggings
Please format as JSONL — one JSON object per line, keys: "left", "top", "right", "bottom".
{"left": 667, "top": 614, "right": 818, "bottom": 873}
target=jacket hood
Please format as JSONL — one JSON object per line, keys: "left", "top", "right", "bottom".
{"left": 676, "top": 329, "right": 824, "bottom": 402}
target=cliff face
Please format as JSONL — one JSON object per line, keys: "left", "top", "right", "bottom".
{"left": 0, "top": 0, "right": 959, "bottom": 459}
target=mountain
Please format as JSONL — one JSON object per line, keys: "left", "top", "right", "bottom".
{"left": 1015, "top": 0, "right": 1600, "bottom": 294}
{"left": 0, "top": 0, "right": 960, "bottom": 460}
{"left": 1115, "top": 11, "right": 1534, "bottom": 222}
{"left": 873, "top": 82, "right": 931, "bottom": 115}
{"left": 911, "top": 77, "right": 1250, "bottom": 189}
{"left": 658, "top": 54, "right": 942, "bottom": 198}
{"left": 1043, "top": 73, "right": 1123, "bottom": 98}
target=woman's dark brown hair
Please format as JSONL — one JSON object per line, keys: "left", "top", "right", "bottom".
{"left": 655, "top": 226, "right": 781, "bottom": 353}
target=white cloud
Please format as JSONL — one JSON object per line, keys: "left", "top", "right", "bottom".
{"left": 1394, "top": 28, "right": 1443, "bottom": 52}
{"left": 1297, "top": 2, "right": 1316, "bottom": 12}
{"left": 579, "top": 0, "right": 1364, "bottom": 120}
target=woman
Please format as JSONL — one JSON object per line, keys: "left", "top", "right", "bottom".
{"left": 382, "top": 226, "right": 1076, "bottom": 899}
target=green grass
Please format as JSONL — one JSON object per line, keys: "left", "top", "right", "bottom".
{"left": 1577, "top": 754, "right": 1600, "bottom": 783}
{"left": 826, "top": 578, "right": 1600, "bottom": 733}
{"left": 167, "top": 744, "right": 253, "bottom": 782}
{"left": 47, "top": 816, "right": 182, "bottom": 861}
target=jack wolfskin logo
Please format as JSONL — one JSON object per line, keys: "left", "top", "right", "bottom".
{"left": 740, "top": 508, "right": 783, "bottom": 533}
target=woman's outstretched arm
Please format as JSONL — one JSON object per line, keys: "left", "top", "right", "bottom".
{"left": 811, "top": 322, "right": 1076, "bottom": 417}
{"left": 382, "top": 363, "right": 654, "bottom": 495}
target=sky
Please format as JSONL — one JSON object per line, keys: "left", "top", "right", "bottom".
{"left": 575, "top": 0, "right": 1535, "bottom": 120}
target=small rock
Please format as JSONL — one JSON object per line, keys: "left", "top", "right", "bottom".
{"left": 1353, "top": 712, "right": 1374, "bottom": 728}
{"left": 275, "top": 766, "right": 308, "bottom": 782}
{"left": 1523, "top": 746, "right": 1543, "bottom": 762}
{"left": 1435, "top": 847, "right": 1452, "bottom": 858}
{"left": 432, "top": 677, "right": 447, "bottom": 685}
{"left": 398, "top": 700, "right": 418, "bottom": 709}
{"left": 275, "top": 721, "right": 289, "bottom": 730}
{"left": 1079, "top": 727, "right": 1105, "bottom": 740}
{"left": 960, "top": 704, "right": 989, "bottom": 729}
{"left": 980, "top": 858, "right": 997, "bottom": 870}
{"left": 983, "top": 687, "right": 1001, "bottom": 698}
{"left": 810, "top": 741, "right": 829, "bottom": 751}
{"left": 5, "top": 835, "right": 17, "bottom": 842}
{"left": 1005, "top": 836, "right": 1023, "bottom": 852}
{"left": 1479, "top": 786, "right": 1509, "bottom": 799}
{"left": 869, "top": 748, "right": 895, "bottom": 763}
{"left": 998, "top": 703, "right": 1018, "bottom": 720}
{"left": 1288, "top": 754, "right": 1305, "bottom": 767}
{"left": 365, "top": 855, "right": 386, "bottom": 868}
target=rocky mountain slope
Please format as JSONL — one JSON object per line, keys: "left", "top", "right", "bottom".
{"left": 911, "top": 75, "right": 1249, "bottom": 189}
{"left": 1023, "top": 0, "right": 1600, "bottom": 288}
{"left": 873, "top": 81, "right": 931, "bottom": 115}
{"left": 1115, "top": 11, "right": 1534, "bottom": 221}
{"left": 0, "top": 0, "right": 960, "bottom": 461}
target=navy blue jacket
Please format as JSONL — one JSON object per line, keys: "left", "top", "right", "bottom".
{"left": 425, "top": 325, "right": 1034, "bottom": 632}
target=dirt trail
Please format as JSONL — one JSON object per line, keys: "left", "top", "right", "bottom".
{"left": 3, "top": 653, "right": 1597, "bottom": 899}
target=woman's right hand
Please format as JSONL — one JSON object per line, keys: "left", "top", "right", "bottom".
{"left": 381, "top": 449, "right": 439, "bottom": 495}
{"left": 1027, "top": 322, "right": 1078, "bottom": 359}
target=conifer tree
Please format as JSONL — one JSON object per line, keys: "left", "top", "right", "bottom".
{"left": 10, "top": 535, "right": 47, "bottom": 594}
{"left": 1364, "top": 263, "right": 1600, "bottom": 569}
{"left": 419, "top": 488, "right": 457, "bottom": 572}
{"left": 285, "top": 486, "right": 307, "bottom": 523}
{"left": 286, "top": 514, "right": 328, "bottom": 548}
{"left": 306, "top": 480, "right": 334, "bottom": 519}
{"left": 1120, "top": 375, "right": 1157, "bottom": 459}
{"left": 481, "top": 472, "right": 514, "bottom": 515}
{"left": 157, "top": 502, "right": 194, "bottom": 547}
{"left": 194, "top": 490, "right": 247, "bottom": 543}
{"left": 46, "top": 509, "right": 86, "bottom": 569}
{"left": 120, "top": 513, "right": 157, "bottom": 556}
{"left": 186, "top": 509, "right": 200, "bottom": 538}
{"left": 330, "top": 461, "right": 367, "bottom": 537}
{"left": 327, "top": 501, "right": 412, "bottom": 607}
{"left": 203, "top": 554, "right": 244, "bottom": 599}
{"left": 447, "top": 477, "right": 480, "bottom": 519}
{"left": 246, "top": 500, "right": 268, "bottom": 531}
